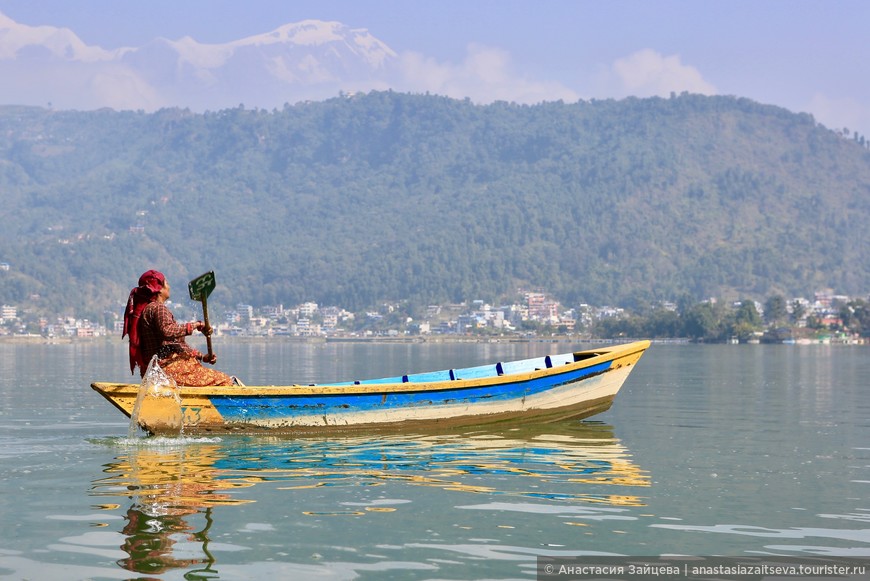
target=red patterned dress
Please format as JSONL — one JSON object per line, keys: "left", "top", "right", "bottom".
{"left": 139, "top": 301, "right": 233, "bottom": 386}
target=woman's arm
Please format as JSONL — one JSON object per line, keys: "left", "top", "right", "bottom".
{"left": 153, "top": 302, "right": 199, "bottom": 339}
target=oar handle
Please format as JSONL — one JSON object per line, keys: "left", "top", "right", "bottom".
{"left": 201, "top": 296, "right": 213, "bottom": 358}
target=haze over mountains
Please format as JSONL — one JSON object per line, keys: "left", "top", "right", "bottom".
{"left": 0, "top": 11, "right": 407, "bottom": 111}
{"left": 2, "top": 5, "right": 868, "bottom": 138}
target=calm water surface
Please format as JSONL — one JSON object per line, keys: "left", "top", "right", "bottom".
{"left": 0, "top": 340, "right": 868, "bottom": 580}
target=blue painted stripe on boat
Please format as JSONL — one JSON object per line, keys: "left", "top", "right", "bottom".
{"left": 354, "top": 376, "right": 405, "bottom": 385}
{"left": 210, "top": 360, "right": 613, "bottom": 421}
{"left": 325, "top": 352, "right": 571, "bottom": 386}
{"left": 498, "top": 357, "right": 549, "bottom": 375}
{"left": 451, "top": 363, "right": 499, "bottom": 380}
{"left": 405, "top": 370, "right": 454, "bottom": 382}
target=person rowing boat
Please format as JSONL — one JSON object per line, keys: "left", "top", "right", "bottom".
{"left": 122, "top": 270, "right": 235, "bottom": 386}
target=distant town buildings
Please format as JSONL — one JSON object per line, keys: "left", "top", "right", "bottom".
{"left": 1, "top": 304, "right": 18, "bottom": 321}
{"left": 0, "top": 288, "right": 867, "bottom": 342}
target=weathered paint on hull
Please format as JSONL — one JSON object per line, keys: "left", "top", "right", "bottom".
{"left": 91, "top": 340, "right": 649, "bottom": 436}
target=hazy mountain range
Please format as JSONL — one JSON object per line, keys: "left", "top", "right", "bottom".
{"left": 2, "top": 11, "right": 869, "bottom": 320}
{"left": 0, "top": 11, "right": 405, "bottom": 111}
{"left": 1, "top": 92, "right": 869, "bottom": 319}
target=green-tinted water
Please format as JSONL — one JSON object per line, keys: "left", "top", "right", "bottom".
{"left": 1, "top": 341, "right": 868, "bottom": 579}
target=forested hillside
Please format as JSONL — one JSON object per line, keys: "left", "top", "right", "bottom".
{"left": 1, "top": 92, "right": 869, "bottom": 319}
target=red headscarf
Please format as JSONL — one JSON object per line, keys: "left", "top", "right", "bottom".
{"left": 122, "top": 270, "right": 165, "bottom": 374}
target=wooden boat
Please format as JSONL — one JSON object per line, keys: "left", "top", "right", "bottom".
{"left": 91, "top": 340, "right": 650, "bottom": 436}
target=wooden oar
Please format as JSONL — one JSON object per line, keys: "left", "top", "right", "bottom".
{"left": 188, "top": 271, "right": 216, "bottom": 359}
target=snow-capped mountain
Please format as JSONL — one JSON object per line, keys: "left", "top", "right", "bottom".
{"left": 0, "top": 10, "right": 130, "bottom": 63}
{"left": 0, "top": 12, "right": 398, "bottom": 111}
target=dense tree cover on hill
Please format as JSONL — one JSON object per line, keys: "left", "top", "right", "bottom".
{"left": 0, "top": 92, "right": 869, "bottom": 321}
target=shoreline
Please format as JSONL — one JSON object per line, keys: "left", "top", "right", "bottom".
{"left": 0, "top": 334, "right": 608, "bottom": 345}
{"left": 0, "top": 334, "right": 863, "bottom": 346}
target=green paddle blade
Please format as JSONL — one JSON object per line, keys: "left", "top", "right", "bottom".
{"left": 188, "top": 271, "right": 216, "bottom": 302}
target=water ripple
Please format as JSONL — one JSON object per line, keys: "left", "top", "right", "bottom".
{"left": 651, "top": 522, "right": 870, "bottom": 553}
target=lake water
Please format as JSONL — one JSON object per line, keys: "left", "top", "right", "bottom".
{"left": 1, "top": 340, "right": 868, "bottom": 580}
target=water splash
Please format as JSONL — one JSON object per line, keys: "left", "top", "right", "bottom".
{"left": 128, "top": 357, "right": 182, "bottom": 438}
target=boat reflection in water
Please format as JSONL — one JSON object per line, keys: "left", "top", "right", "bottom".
{"left": 90, "top": 421, "right": 648, "bottom": 577}
{"left": 91, "top": 441, "right": 250, "bottom": 577}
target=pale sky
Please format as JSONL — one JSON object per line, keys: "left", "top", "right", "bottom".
{"left": 0, "top": 0, "right": 868, "bottom": 136}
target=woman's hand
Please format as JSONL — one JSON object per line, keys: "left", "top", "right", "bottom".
{"left": 193, "top": 321, "right": 213, "bottom": 335}
{"left": 201, "top": 353, "right": 217, "bottom": 365}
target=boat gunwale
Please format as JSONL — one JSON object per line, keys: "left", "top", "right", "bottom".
{"left": 90, "top": 340, "right": 650, "bottom": 398}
